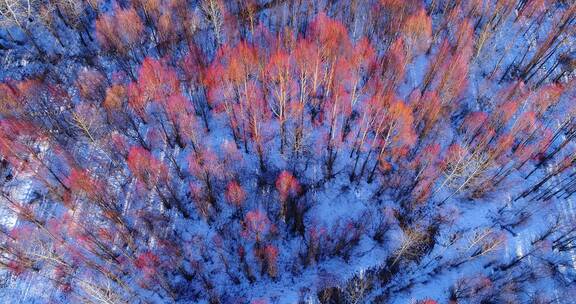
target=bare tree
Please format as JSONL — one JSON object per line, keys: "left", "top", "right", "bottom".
{"left": 343, "top": 270, "right": 371, "bottom": 304}
{"left": 201, "top": 0, "right": 225, "bottom": 46}
{"left": 0, "top": 0, "right": 36, "bottom": 28}
{"left": 0, "top": 0, "right": 45, "bottom": 53}
{"left": 390, "top": 228, "right": 429, "bottom": 267}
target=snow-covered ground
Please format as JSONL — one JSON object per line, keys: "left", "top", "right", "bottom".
{"left": 0, "top": 1, "right": 575, "bottom": 303}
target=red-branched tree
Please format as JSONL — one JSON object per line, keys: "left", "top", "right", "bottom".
{"left": 128, "top": 146, "right": 168, "bottom": 191}
{"left": 266, "top": 49, "right": 293, "bottom": 154}
{"left": 275, "top": 171, "right": 301, "bottom": 222}
{"left": 95, "top": 6, "right": 145, "bottom": 58}
{"left": 242, "top": 210, "right": 274, "bottom": 244}
{"left": 402, "top": 7, "right": 432, "bottom": 57}
{"left": 262, "top": 244, "right": 278, "bottom": 278}
{"left": 225, "top": 180, "right": 247, "bottom": 210}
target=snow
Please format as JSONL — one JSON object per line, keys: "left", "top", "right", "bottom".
{"left": 1, "top": 0, "right": 576, "bottom": 303}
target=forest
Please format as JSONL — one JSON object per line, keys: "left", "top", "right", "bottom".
{"left": 0, "top": 0, "right": 575, "bottom": 303}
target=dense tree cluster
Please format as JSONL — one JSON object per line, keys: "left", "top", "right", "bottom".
{"left": 0, "top": 0, "right": 575, "bottom": 303}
